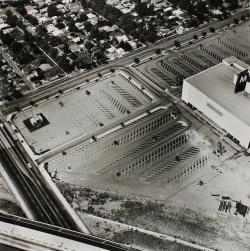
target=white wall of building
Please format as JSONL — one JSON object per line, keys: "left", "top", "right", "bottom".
{"left": 182, "top": 80, "right": 250, "bottom": 148}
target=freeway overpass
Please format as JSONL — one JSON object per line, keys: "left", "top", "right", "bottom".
{"left": 0, "top": 213, "right": 135, "bottom": 251}
{"left": 0, "top": 122, "right": 90, "bottom": 233}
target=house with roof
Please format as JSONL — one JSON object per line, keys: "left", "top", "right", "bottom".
{"left": 126, "top": 40, "right": 136, "bottom": 49}
{"left": 86, "top": 13, "right": 98, "bottom": 25}
{"left": 52, "top": 29, "right": 64, "bottom": 37}
{"left": 3, "top": 28, "right": 14, "bottom": 34}
{"left": 99, "top": 26, "right": 117, "bottom": 33}
{"left": 38, "top": 16, "right": 49, "bottom": 24}
{"left": 44, "top": 66, "right": 60, "bottom": 81}
{"left": 0, "top": 23, "right": 9, "bottom": 31}
{"left": 39, "top": 63, "right": 52, "bottom": 72}
{"left": 116, "top": 35, "right": 129, "bottom": 43}
{"left": 106, "top": 46, "right": 125, "bottom": 60}
{"left": 69, "top": 43, "right": 81, "bottom": 53}
{"left": 46, "top": 24, "right": 58, "bottom": 33}
{"left": 25, "top": 5, "right": 39, "bottom": 15}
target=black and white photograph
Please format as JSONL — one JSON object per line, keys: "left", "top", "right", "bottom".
{"left": 0, "top": 0, "right": 249, "bottom": 250}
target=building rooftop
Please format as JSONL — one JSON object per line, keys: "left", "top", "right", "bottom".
{"left": 185, "top": 57, "right": 250, "bottom": 126}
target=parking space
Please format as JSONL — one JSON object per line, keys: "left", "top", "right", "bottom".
{"left": 12, "top": 72, "right": 156, "bottom": 154}
{"left": 44, "top": 104, "right": 215, "bottom": 192}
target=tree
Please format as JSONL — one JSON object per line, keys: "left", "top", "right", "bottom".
{"left": 37, "top": 25, "right": 47, "bottom": 38}
{"left": 48, "top": 4, "right": 59, "bottom": 17}
{"left": 80, "top": 0, "right": 88, "bottom": 8}
{"left": 134, "top": 57, "right": 140, "bottom": 64}
{"left": 91, "top": 30, "right": 109, "bottom": 41}
{"left": 58, "top": 55, "right": 74, "bottom": 73}
{"left": 19, "top": 51, "right": 33, "bottom": 64}
{"left": 135, "top": 1, "right": 154, "bottom": 17}
{"left": 119, "top": 41, "right": 132, "bottom": 52}
{"left": 94, "top": 50, "right": 107, "bottom": 63}
{"left": 193, "top": 34, "right": 198, "bottom": 40}
{"left": 175, "top": 156, "right": 180, "bottom": 162}
{"left": 25, "top": 14, "right": 38, "bottom": 26}
{"left": 1, "top": 33, "right": 14, "bottom": 46}
{"left": 119, "top": 14, "right": 137, "bottom": 34}
{"left": 8, "top": 0, "right": 30, "bottom": 7}
{"left": 16, "top": 5, "right": 27, "bottom": 16}
{"left": 68, "top": 20, "right": 78, "bottom": 32}
{"left": 139, "top": 34, "right": 146, "bottom": 43}
{"left": 50, "top": 36, "right": 62, "bottom": 47}
{"left": 155, "top": 48, "right": 161, "bottom": 54}
{"left": 240, "top": 15, "right": 246, "bottom": 21}
{"left": 63, "top": 44, "right": 71, "bottom": 54}
{"left": 227, "top": 0, "right": 239, "bottom": 10}
{"left": 84, "top": 21, "right": 93, "bottom": 32}
{"left": 90, "top": 0, "right": 106, "bottom": 12}
{"left": 202, "top": 31, "right": 207, "bottom": 37}
{"left": 56, "top": 21, "right": 65, "bottom": 29}
{"left": 79, "top": 13, "right": 88, "bottom": 22}
{"left": 6, "top": 13, "right": 18, "bottom": 27}
{"left": 233, "top": 18, "right": 239, "bottom": 25}
{"left": 188, "top": 17, "right": 199, "bottom": 28}
{"left": 209, "top": 27, "right": 215, "bottom": 33}
{"left": 11, "top": 41, "right": 22, "bottom": 53}
{"left": 85, "top": 41, "right": 93, "bottom": 52}
{"left": 77, "top": 54, "right": 92, "bottom": 69}
{"left": 144, "top": 25, "right": 158, "bottom": 43}
{"left": 6, "top": 10, "right": 13, "bottom": 18}
{"left": 174, "top": 40, "right": 181, "bottom": 47}
{"left": 49, "top": 48, "right": 58, "bottom": 58}
{"left": 179, "top": 0, "right": 193, "bottom": 14}
{"left": 209, "top": 0, "right": 223, "bottom": 8}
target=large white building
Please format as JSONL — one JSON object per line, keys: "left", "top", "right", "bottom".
{"left": 182, "top": 56, "right": 250, "bottom": 148}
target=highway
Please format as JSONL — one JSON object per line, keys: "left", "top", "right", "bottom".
{"left": 1, "top": 8, "right": 248, "bottom": 114}
{"left": 0, "top": 123, "right": 88, "bottom": 231}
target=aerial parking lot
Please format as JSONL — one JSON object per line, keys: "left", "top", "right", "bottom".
{"left": 11, "top": 71, "right": 157, "bottom": 155}
{"left": 45, "top": 106, "right": 210, "bottom": 192}
{"left": 41, "top": 21, "right": 250, "bottom": 251}
{"left": 3, "top": 17, "right": 250, "bottom": 251}
{"left": 136, "top": 20, "right": 250, "bottom": 95}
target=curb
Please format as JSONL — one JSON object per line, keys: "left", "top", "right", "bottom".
{"left": 38, "top": 163, "right": 91, "bottom": 234}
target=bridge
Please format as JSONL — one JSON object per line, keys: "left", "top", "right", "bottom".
{"left": 0, "top": 213, "right": 136, "bottom": 251}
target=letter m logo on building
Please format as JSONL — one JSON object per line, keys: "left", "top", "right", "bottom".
{"left": 235, "top": 70, "right": 249, "bottom": 93}
{"left": 239, "top": 74, "right": 248, "bottom": 83}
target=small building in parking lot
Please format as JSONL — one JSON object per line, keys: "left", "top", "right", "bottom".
{"left": 182, "top": 56, "right": 250, "bottom": 148}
